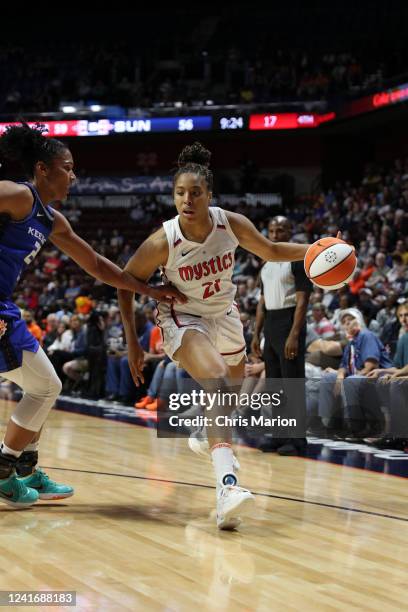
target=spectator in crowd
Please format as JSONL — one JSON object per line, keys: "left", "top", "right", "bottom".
{"left": 310, "top": 303, "right": 337, "bottom": 339}
{"left": 376, "top": 291, "right": 399, "bottom": 330}
{"left": 392, "top": 239, "right": 408, "bottom": 265}
{"left": 366, "top": 301, "right": 408, "bottom": 448}
{"left": 317, "top": 308, "right": 394, "bottom": 438}
{"left": 64, "top": 278, "right": 81, "bottom": 303}
{"left": 23, "top": 310, "right": 43, "bottom": 343}
{"left": 42, "top": 313, "right": 59, "bottom": 352}
{"left": 49, "top": 314, "right": 87, "bottom": 385}
{"left": 46, "top": 322, "right": 69, "bottom": 356}
{"left": 365, "top": 252, "right": 390, "bottom": 289}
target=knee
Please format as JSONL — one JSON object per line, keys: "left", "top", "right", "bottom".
{"left": 46, "top": 370, "right": 62, "bottom": 399}
{"left": 164, "top": 362, "right": 176, "bottom": 375}
{"left": 205, "top": 362, "right": 229, "bottom": 380}
{"left": 62, "top": 361, "right": 71, "bottom": 376}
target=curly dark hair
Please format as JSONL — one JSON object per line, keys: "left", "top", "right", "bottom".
{"left": 0, "top": 121, "right": 68, "bottom": 178}
{"left": 173, "top": 141, "right": 213, "bottom": 191}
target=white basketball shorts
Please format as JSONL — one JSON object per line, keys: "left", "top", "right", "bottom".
{"left": 155, "top": 303, "right": 246, "bottom": 366}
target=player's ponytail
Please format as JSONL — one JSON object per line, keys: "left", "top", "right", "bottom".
{"left": 0, "top": 122, "right": 67, "bottom": 178}
{"left": 174, "top": 141, "right": 213, "bottom": 191}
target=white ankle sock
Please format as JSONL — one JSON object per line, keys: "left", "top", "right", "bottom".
{"left": 211, "top": 443, "right": 237, "bottom": 487}
{"left": 1, "top": 442, "right": 22, "bottom": 458}
{"left": 25, "top": 441, "right": 39, "bottom": 452}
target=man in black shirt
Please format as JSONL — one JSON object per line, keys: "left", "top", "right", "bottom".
{"left": 252, "top": 216, "right": 313, "bottom": 455}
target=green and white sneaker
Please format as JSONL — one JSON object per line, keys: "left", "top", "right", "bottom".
{"left": 0, "top": 473, "right": 39, "bottom": 508}
{"left": 20, "top": 469, "right": 74, "bottom": 500}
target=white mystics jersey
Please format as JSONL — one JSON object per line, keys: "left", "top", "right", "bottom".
{"left": 162, "top": 207, "right": 239, "bottom": 317}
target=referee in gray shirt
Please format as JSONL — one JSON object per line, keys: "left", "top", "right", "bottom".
{"left": 252, "top": 216, "right": 312, "bottom": 455}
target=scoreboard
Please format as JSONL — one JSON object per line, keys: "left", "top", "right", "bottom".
{"left": 0, "top": 113, "right": 333, "bottom": 137}
{"left": 0, "top": 79, "right": 407, "bottom": 137}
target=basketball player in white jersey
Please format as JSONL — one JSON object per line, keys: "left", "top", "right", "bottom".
{"left": 118, "top": 142, "right": 310, "bottom": 529}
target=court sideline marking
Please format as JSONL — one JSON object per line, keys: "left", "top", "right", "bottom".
{"left": 42, "top": 465, "right": 408, "bottom": 523}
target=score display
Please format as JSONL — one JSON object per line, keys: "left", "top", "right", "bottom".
{"left": 249, "top": 113, "right": 335, "bottom": 130}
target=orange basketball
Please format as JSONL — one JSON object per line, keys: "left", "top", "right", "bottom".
{"left": 304, "top": 237, "right": 357, "bottom": 290}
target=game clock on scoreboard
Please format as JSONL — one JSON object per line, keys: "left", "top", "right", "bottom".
{"left": 219, "top": 116, "right": 245, "bottom": 130}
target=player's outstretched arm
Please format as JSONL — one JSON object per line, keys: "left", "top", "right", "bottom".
{"left": 50, "top": 210, "right": 184, "bottom": 303}
{"left": 226, "top": 211, "right": 309, "bottom": 261}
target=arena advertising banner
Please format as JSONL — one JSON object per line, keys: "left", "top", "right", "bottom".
{"left": 70, "top": 176, "right": 173, "bottom": 194}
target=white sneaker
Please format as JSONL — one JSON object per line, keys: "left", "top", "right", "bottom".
{"left": 188, "top": 434, "right": 241, "bottom": 471}
{"left": 216, "top": 485, "right": 254, "bottom": 530}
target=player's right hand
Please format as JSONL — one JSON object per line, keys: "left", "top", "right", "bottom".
{"left": 127, "top": 341, "right": 145, "bottom": 387}
{"left": 148, "top": 283, "right": 187, "bottom": 305}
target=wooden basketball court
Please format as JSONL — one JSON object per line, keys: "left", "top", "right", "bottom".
{"left": 0, "top": 399, "right": 407, "bottom": 611}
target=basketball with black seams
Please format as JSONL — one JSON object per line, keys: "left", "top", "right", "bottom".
{"left": 304, "top": 237, "right": 357, "bottom": 290}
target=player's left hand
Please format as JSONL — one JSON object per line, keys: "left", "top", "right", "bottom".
{"left": 128, "top": 341, "right": 145, "bottom": 387}
{"left": 284, "top": 333, "right": 299, "bottom": 360}
{"left": 148, "top": 284, "right": 187, "bottom": 305}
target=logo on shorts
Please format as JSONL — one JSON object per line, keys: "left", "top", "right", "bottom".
{"left": 0, "top": 319, "right": 7, "bottom": 339}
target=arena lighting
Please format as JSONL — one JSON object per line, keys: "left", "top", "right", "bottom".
{"left": 90, "top": 105, "right": 102, "bottom": 112}
{"left": 61, "top": 106, "right": 77, "bottom": 113}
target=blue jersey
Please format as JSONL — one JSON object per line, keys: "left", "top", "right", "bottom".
{"left": 0, "top": 182, "right": 54, "bottom": 302}
{"left": 0, "top": 182, "right": 55, "bottom": 372}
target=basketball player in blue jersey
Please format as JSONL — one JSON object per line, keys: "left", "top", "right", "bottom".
{"left": 0, "top": 122, "right": 184, "bottom": 508}
{"left": 118, "top": 142, "right": 313, "bottom": 529}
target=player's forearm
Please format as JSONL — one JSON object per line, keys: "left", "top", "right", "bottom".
{"left": 117, "top": 289, "right": 139, "bottom": 345}
{"left": 92, "top": 255, "right": 151, "bottom": 294}
{"left": 268, "top": 242, "right": 309, "bottom": 262}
